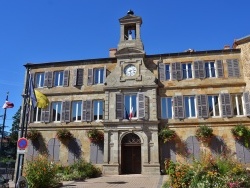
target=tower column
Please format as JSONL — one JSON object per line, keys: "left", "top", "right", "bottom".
{"left": 136, "top": 23, "right": 141, "bottom": 39}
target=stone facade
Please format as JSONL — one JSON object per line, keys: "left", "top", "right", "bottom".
{"left": 23, "top": 11, "right": 250, "bottom": 175}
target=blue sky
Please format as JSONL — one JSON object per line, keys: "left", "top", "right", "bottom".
{"left": 0, "top": 1, "right": 249, "bottom": 132}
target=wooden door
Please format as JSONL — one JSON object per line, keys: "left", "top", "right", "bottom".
{"left": 122, "top": 145, "right": 141, "bottom": 174}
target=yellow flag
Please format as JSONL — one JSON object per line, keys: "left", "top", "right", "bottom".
{"left": 34, "top": 90, "right": 49, "bottom": 109}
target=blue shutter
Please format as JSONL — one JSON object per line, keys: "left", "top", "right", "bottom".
{"left": 220, "top": 93, "right": 232, "bottom": 117}
{"left": 68, "top": 138, "right": 82, "bottom": 165}
{"left": 27, "top": 140, "right": 39, "bottom": 161}
{"left": 186, "top": 136, "right": 200, "bottom": 163}
{"left": 176, "top": 62, "right": 182, "bottom": 81}
{"left": 97, "top": 142, "right": 104, "bottom": 164}
{"left": 137, "top": 92, "right": 145, "bottom": 119}
{"left": 90, "top": 143, "right": 98, "bottom": 164}
{"left": 233, "top": 59, "right": 240, "bottom": 77}
{"left": 171, "top": 63, "right": 177, "bottom": 80}
{"left": 211, "top": 136, "right": 225, "bottom": 156}
{"left": 87, "top": 69, "right": 93, "bottom": 85}
{"left": 44, "top": 71, "right": 53, "bottom": 88}
{"left": 82, "top": 100, "right": 87, "bottom": 121}
{"left": 48, "top": 138, "right": 60, "bottom": 162}
{"left": 162, "top": 141, "right": 176, "bottom": 162}
{"left": 116, "top": 94, "right": 124, "bottom": 119}
{"left": 158, "top": 62, "right": 165, "bottom": 81}
{"left": 197, "top": 95, "right": 208, "bottom": 118}
{"left": 173, "top": 96, "right": 184, "bottom": 119}
{"left": 62, "top": 101, "right": 71, "bottom": 122}
{"left": 243, "top": 91, "right": 250, "bottom": 116}
{"left": 63, "top": 70, "right": 69, "bottom": 87}
{"left": 42, "top": 104, "right": 50, "bottom": 122}
{"left": 216, "top": 60, "right": 224, "bottom": 78}
{"left": 86, "top": 100, "right": 92, "bottom": 122}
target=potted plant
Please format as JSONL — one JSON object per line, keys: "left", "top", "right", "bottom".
{"left": 195, "top": 125, "right": 213, "bottom": 144}
{"left": 159, "top": 127, "right": 176, "bottom": 143}
{"left": 56, "top": 128, "right": 73, "bottom": 142}
{"left": 231, "top": 124, "right": 249, "bottom": 140}
{"left": 27, "top": 129, "right": 41, "bottom": 141}
{"left": 87, "top": 129, "right": 104, "bottom": 143}
{"left": 231, "top": 124, "right": 250, "bottom": 147}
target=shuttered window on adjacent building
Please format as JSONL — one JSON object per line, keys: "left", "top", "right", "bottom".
{"left": 158, "top": 62, "right": 171, "bottom": 81}
{"left": 88, "top": 67, "right": 106, "bottom": 85}
{"left": 227, "top": 59, "right": 240, "bottom": 77}
{"left": 44, "top": 70, "right": 69, "bottom": 87}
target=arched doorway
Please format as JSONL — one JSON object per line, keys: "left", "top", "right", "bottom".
{"left": 121, "top": 133, "right": 141, "bottom": 174}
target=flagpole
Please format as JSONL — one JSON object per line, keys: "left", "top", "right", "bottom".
{"left": 14, "top": 67, "right": 30, "bottom": 187}
{"left": 0, "top": 92, "right": 9, "bottom": 157}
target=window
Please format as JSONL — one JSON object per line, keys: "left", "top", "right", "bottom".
{"left": 205, "top": 61, "right": 216, "bottom": 78}
{"left": 93, "top": 100, "right": 103, "bottom": 121}
{"left": 182, "top": 63, "right": 192, "bottom": 79}
{"left": 33, "top": 107, "right": 42, "bottom": 122}
{"left": 54, "top": 71, "right": 64, "bottom": 86}
{"left": 124, "top": 94, "right": 137, "bottom": 119}
{"left": 116, "top": 93, "right": 145, "bottom": 120}
{"left": 35, "top": 72, "right": 44, "bottom": 88}
{"left": 72, "top": 101, "right": 82, "bottom": 121}
{"left": 94, "top": 68, "right": 104, "bottom": 84}
{"left": 231, "top": 94, "right": 244, "bottom": 116}
{"left": 165, "top": 64, "right": 171, "bottom": 80}
{"left": 161, "top": 97, "right": 173, "bottom": 119}
{"left": 184, "top": 96, "right": 196, "bottom": 118}
{"left": 208, "top": 95, "right": 220, "bottom": 117}
{"left": 52, "top": 102, "right": 62, "bottom": 121}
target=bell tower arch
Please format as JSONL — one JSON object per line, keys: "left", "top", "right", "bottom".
{"left": 118, "top": 10, "right": 144, "bottom": 51}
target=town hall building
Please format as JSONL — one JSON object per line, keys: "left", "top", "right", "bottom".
{"left": 23, "top": 10, "right": 250, "bottom": 175}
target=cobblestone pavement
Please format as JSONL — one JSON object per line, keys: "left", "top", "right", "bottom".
{"left": 9, "top": 174, "right": 168, "bottom": 188}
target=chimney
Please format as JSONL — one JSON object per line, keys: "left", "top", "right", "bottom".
{"left": 109, "top": 48, "right": 117, "bottom": 57}
{"left": 224, "top": 45, "right": 230, "bottom": 50}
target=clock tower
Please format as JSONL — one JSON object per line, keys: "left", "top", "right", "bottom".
{"left": 103, "top": 10, "right": 160, "bottom": 176}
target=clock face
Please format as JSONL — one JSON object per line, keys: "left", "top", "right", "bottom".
{"left": 124, "top": 64, "right": 137, "bottom": 76}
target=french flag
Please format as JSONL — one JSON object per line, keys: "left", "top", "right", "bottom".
{"left": 2, "top": 101, "right": 14, "bottom": 109}
{"left": 129, "top": 106, "right": 133, "bottom": 120}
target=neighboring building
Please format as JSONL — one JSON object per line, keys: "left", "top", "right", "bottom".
{"left": 23, "top": 11, "right": 250, "bottom": 175}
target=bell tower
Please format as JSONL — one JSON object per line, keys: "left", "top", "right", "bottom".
{"left": 117, "top": 10, "right": 144, "bottom": 51}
